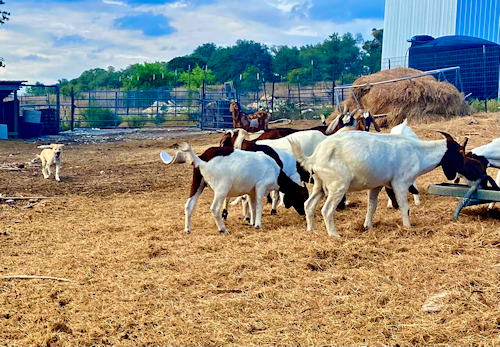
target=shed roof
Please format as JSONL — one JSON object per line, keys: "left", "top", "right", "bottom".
{"left": 0, "top": 80, "right": 27, "bottom": 90}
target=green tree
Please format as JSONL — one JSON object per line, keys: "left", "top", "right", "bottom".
{"left": 179, "top": 65, "right": 215, "bottom": 90}
{"left": 240, "top": 65, "right": 261, "bottom": 91}
{"left": 192, "top": 43, "right": 217, "bottom": 61}
{"left": 24, "top": 82, "right": 48, "bottom": 96}
{"left": 167, "top": 56, "right": 206, "bottom": 72}
{"left": 122, "top": 62, "right": 174, "bottom": 90}
{"left": 209, "top": 40, "right": 272, "bottom": 83}
{"left": 271, "top": 46, "right": 302, "bottom": 80}
{"left": 362, "top": 29, "right": 383, "bottom": 74}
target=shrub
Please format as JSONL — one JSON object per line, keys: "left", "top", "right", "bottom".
{"left": 470, "top": 98, "right": 499, "bottom": 113}
{"left": 271, "top": 100, "right": 300, "bottom": 120}
{"left": 79, "top": 107, "right": 119, "bottom": 128}
{"left": 124, "top": 115, "right": 148, "bottom": 128}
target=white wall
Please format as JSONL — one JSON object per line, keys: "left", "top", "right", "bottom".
{"left": 381, "top": 0, "right": 458, "bottom": 69}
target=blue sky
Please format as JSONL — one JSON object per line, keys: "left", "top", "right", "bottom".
{"left": 0, "top": 0, "right": 385, "bottom": 84}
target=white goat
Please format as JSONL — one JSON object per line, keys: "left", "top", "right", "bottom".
{"left": 388, "top": 119, "right": 421, "bottom": 207}
{"left": 289, "top": 131, "right": 468, "bottom": 237}
{"left": 471, "top": 138, "right": 500, "bottom": 168}
{"left": 471, "top": 138, "right": 500, "bottom": 210}
{"left": 231, "top": 129, "right": 305, "bottom": 218}
{"left": 257, "top": 129, "right": 328, "bottom": 157}
{"left": 180, "top": 143, "right": 280, "bottom": 234}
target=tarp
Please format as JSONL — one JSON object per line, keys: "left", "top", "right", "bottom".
{"left": 409, "top": 35, "right": 499, "bottom": 54}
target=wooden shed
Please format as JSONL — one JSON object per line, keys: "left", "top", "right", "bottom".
{"left": 0, "top": 80, "right": 27, "bottom": 138}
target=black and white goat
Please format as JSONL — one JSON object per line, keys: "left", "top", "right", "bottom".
{"left": 289, "top": 131, "right": 477, "bottom": 237}
{"left": 179, "top": 143, "right": 307, "bottom": 234}
{"left": 470, "top": 138, "right": 500, "bottom": 210}
{"left": 227, "top": 129, "right": 308, "bottom": 217}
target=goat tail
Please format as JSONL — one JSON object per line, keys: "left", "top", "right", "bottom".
{"left": 178, "top": 142, "right": 203, "bottom": 168}
{"left": 287, "top": 138, "right": 312, "bottom": 172}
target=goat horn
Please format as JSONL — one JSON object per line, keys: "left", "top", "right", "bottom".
{"left": 461, "top": 137, "right": 469, "bottom": 150}
{"left": 437, "top": 131, "right": 455, "bottom": 144}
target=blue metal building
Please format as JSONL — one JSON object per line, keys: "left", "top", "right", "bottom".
{"left": 381, "top": 0, "right": 500, "bottom": 98}
{"left": 382, "top": 0, "right": 500, "bottom": 68}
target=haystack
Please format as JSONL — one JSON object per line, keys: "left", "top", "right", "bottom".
{"left": 329, "top": 68, "right": 470, "bottom": 127}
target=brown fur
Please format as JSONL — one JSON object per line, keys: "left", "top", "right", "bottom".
{"left": 230, "top": 101, "right": 270, "bottom": 132}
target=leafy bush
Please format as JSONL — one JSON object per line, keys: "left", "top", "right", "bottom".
{"left": 124, "top": 115, "right": 148, "bottom": 128}
{"left": 271, "top": 99, "right": 300, "bottom": 120}
{"left": 79, "top": 107, "right": 119, "bottom": 127}
{"left": 470, "top": 98, "right": 499, "bottom": 113}
{"left": 60, "top": 122, "right": 71, "bottom": 132}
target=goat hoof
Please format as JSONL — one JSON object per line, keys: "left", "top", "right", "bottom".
{"left": 221, "top": 209, "right": 228, "bottom": 220}
{"left": 271, "top": 209, "right": 277, "bottom": 215}
{"left": 244, "top": 217, "right": 250, "bottom": 222}
{"left": 184, "top": 229, "right": 191, "bottom": 234}
{"left": 219, "top": 229, "right": 230, "bottom": 235}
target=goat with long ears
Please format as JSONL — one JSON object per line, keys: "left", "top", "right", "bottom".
{"left": 288, "top": 131, "right": 475, "bottom": 237}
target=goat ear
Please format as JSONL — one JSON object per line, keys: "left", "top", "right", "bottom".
{"left": 326, "top": 115, "right": 341, "bottom": 135}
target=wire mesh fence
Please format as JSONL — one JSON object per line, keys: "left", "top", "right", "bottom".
{"left": 382, "top": 45, "right": 500, "bottom": 100}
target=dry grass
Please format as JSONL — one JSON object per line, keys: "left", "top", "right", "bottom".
{"left": 329, "top": 68, "right": 471, "bottom": 127}
{"left": 0, "top": 114, "right": 498, "bottom": 346}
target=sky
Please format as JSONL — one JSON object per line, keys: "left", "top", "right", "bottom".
{"left": 0, "top": 0, "right": 385, "bottom": 84}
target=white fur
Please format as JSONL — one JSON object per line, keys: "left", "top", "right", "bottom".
{"left": 232, "top": 130, "right": 303, "bottom": 219}
{"left": 289, "top": 132, "right": 450, "bottom": 237}
{"left": 471, "top": 138, "right": 500, "bottom": 168}
{"left": 487, "top": 171, "right": 500, "bottom": 210}
{"left": 388, "top": 119, "right": 421, "bottom": 207}
{"left": 257, "top": 130, "right": 328, "bottom": 157}
{"left": 180, "top": 143, "right": 280, "bottom": 234}
{"left": 471, "top": 138, "right": 500, "bottom": 210}
{"left": 37, "top": 144, "right": 64, "bottom": 182}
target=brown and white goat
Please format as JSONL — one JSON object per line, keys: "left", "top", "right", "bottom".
{"left": 229, "top": 101, "right": 270, "bottom": 132}
{"left": 179, "top": 143, "right": 308, "bottom": 234}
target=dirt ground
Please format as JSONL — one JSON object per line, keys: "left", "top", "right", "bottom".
{"left": 0, "top": 113, "right": 499, "bottom": 346}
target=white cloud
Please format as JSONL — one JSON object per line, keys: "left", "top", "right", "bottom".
{"left": 0, "top": 0, "right": 383, "bottom": 84}
{"left": 102, "top": 0, "right": 127, "bottom": 6}
{"left": 285, "top": 26, "right": 318, "bottom": 37}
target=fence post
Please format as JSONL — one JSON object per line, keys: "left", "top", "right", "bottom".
{"left": 200, "top": 79, "right": 205, "bottom": 129}
{"left": 341, "top": 74, "right": 344, "bottom": 102}
{"left": 332, "top": 81, "right": 335, "bottom": 107}
{"left": 55, "top": 85, "right": 60, "bottom": 133}
{"left": 114, "top": 91, "right": 118, "bottom": 128}
{"left": 297, "top": 79, "right": 302, "bottom": 118}
{"left": 271, "top": 81, "right": 275, "bottom": 114}
{"left": 70, "top": 87, "right": 75, "bottom": 131}
{"left": 156, "top": 90, "right": 160, "bottom": 126}
{"left": 262, "top": 79, "right": 268, "bottom": 111}
{"left": 483, "top": 45, "right": 487, "bottom": 113}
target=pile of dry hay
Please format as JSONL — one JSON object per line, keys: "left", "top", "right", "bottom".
{"left": 329, "top": 67, "right": 470, "bottom": 127}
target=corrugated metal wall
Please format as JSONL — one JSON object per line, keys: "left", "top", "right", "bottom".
{"left": 456, "top": 0, "right": 500, "bottom": 43}
{"left": 381, "top": 0, "right": 500, "bottom": 70}
{"left": 381, "top": 0, "right": 458, "bottom": 69}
